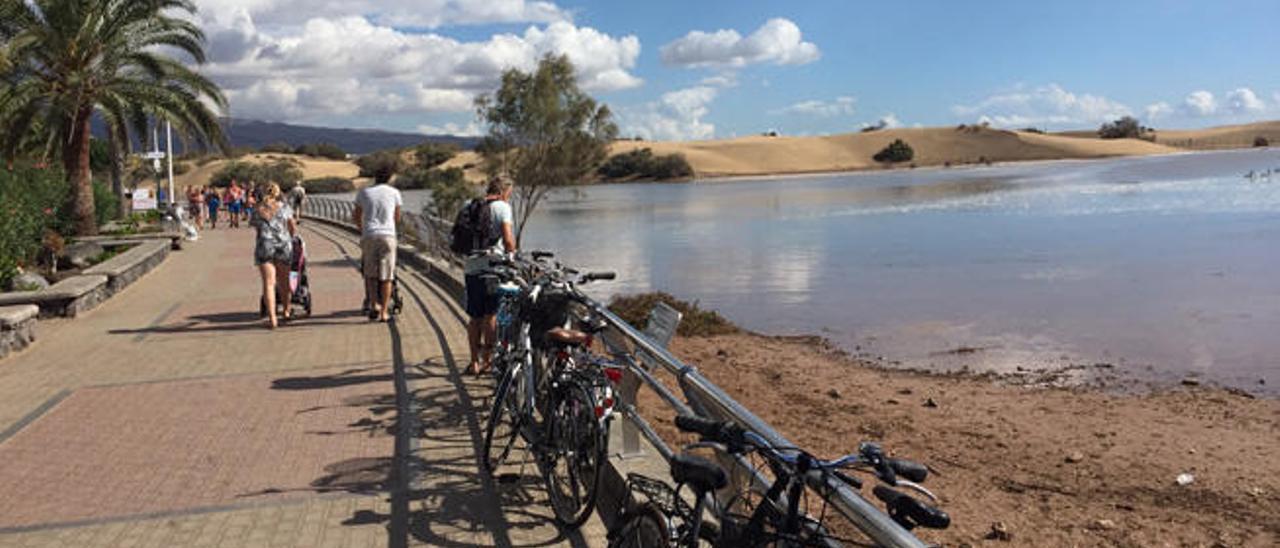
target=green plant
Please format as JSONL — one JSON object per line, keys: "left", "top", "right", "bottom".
{"left": 294, "top": 143, "right": 347, "bottom": 160}
{"left": 355, "top": 151, "right": 405, "bottom": 179}
{"left": 400, "top": 167, "right": 475, "bottom": 220}
{"left": 607, "top": 292, "right": 738, "bottom": 337}
{"left": 1254, "top": 136, "right": 1269, "bottom": 147}
{"left": 873, "top": 139, "right": 915, "bottom": 163}
{"left": 301, "top": 177, "right": 356, "bottom": 194}
{"left": 598, "top": 148, "right": 693, "bottom": 180}
{"left": 1098, "top": 116, "right": 1147, "bottom": 139}
{"left": 475, "top": 54, "right": 617, "bottom": 243}
{"left": 1, "top": 0, "right": 228, "bottom": 236}
{"left": 209, "top": 158, "right": 303, "bottom": 187}
{"left": 0, "top": 165, "right": 69, "bottom": 287}
{"left": 413, "top": 142, "right": 459, "bottom": 169}
{"left": 260, "top": 142, "right": 294, "bottom": 154}
{"left": 93, "top": 180, "right": 120, "bottom": 225}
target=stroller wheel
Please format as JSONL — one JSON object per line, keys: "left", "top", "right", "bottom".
{"left": 304, "top": 296, "right": 313, "bottom": 317}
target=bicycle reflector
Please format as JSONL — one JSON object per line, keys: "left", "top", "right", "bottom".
{"left": 603, "top": 366, "right": 624, "bottom": 383}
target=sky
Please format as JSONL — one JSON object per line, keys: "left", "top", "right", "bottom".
{"left": 189, "top": 0, "right": 1280, "bottom": 140}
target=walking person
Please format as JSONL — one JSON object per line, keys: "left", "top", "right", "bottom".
{"left": 287, "top": 182, "right": 307, "bottom": 223}
{"left": 188, "top": 185, "right": 205, "bottom": 229}
{"left": 205, "top": 186, "right": 221, "bottom": 229}
{"left": 352, "top": 166, "right": 402, "bottom": 323}
{"left": 227, "top": 180, "right": 243, "bottom": 228}
{"left": 250, "top": 183, "right": 297, "bottom": 329}
{"left": 463, "top": 175, "right": 516, "bottom": 375}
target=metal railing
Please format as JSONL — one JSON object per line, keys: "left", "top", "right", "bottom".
{"left": 304, "top": 195, "right": 928, "bottom": 548}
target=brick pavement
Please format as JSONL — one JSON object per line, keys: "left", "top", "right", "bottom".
{"left": 0, "top": 223, "right": 606, "bottom": 547}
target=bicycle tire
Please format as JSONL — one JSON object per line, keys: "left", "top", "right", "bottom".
{"left": 482, "top": 364, "right": 523, "bottom": 473}
{"left": 544, "top": 377, "right": 607, "bottom": 527}
{"left": 608, "top": 502, "right": 671, "bottom": 548}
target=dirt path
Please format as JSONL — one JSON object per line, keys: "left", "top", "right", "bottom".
{"left": 642, "top": 333, "right": 1278, "bottom": 547}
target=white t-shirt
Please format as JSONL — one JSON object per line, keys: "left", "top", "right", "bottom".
{"left": 463, "top": 199, "right": 514, "bottom": 274}
{"left": 355, "top": 184, "right": 402, "bottom": 238}
{"left": 288, "top": 185, "right": 306, "bottom": 208}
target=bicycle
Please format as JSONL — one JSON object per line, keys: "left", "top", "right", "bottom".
{"left": 608, "top": 415, "right": 949, "bottom": 547}
{"left": 481, "top": 252, "right": 622, "bottom": 527}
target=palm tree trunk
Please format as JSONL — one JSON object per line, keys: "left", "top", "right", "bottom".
{"left": 108, "top": 133, "right": 126, "bottom": 219}
{"left": 64, "top": 107, "right": 98, "bottom": 236}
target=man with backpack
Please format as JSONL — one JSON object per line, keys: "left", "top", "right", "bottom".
{"left": 454, "top": 175, "right": 516, "bottom": 375}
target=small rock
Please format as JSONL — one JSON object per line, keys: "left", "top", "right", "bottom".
{"left": 1114, "top": 503, "right": 1135, "bottom": 512}
{"left": 826, "top": 389, "right": 841, "bottom": 400}
{"left": 923, "top": 397, "right": 939, "bottom": 408}
{"left": 58, "top": 241, "right": 104, "bottom": 269}
{"left": 1090, "top": 519, "right": 1116, "bottom": 531}
{"left": 1247, "top": 486, "right": 1264, "bottom": 498}
{"left": 1065, "top": 451, "right": 1085, "bottom": 463}
{"left": 885, "top": 398, "right": 900, "bottom": 405}
{"left": 7, "top": 271, "right": 50, "bottom": 292}
{"left": 1181, "top": 377, "right": 1201, "bottom": 387}
{"left": 1175, "top": 473, "right": 1195, "bottom": 486}
{"left": 715, "top": 349, "right": 728, "bottom": 359}
{"left": 897, "top": 388, "right": 913, "bottom": 395}
{"left": 986, "top": 521, "right": 1012, "bottom": 542}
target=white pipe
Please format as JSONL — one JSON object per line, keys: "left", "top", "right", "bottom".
{"left": 165, "top": 121, "right": 174, "bottom": 206}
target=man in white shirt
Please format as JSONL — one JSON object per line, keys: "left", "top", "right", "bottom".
{"left": 353, "top": 167, "right": 402, "bottom": 322}
{"left": 464, "top": 175, "right": 516, "bottom": 375}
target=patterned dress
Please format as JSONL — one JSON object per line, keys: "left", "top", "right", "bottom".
{"left": 251, "top": 202, "right": 294, "bottom": 265}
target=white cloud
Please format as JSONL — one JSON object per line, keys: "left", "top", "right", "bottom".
{"left": 195, "top": 0, "right": 570, "bottom": 29}
{"left": 622, "top": 86, "right": 717, "bottom": 141}
{"left": 1182, "top": 90, "right": 1217, "bottom": 117}
{"left": 1225, "top": 87, "right": 1265, "bottom": 114}
{"left": 951, "top": 84, "right": 1131, "bottom": 128}
{"left": 191, "top": 3, "right": 641, "bottom": 123}
{"left": 1144, "top": 101, "right": 1173, "bottom": 121}
{"left": 774, "top": 96, "right": 855, "bottom": 117}
{"left": 660, "top": 18, "right": 819, "bottom": 68}
{"left": 418, "top": 121, "right": 484, "bottom": 136}
{"left": 699, "top": 73, "right": 739, "bottom": 88}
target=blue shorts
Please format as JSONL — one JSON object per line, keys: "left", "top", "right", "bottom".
{"left": 465, "top": 274, "right": 499, "bottom": 318}
{"left": 228, "top": 201, "right": 242, "bottom": 214}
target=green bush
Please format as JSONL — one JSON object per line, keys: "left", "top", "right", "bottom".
{"left": 607, "top": 292, "right": 738, "bottom": 337}
{"left": 259, "top": 142, "right": 294, "bottom": 154}
{"left": 598, "top": 148, "right": 694, "bottom": 180}
{"left": 355, "top": 151, "right": 405, "bottom": 180}
{"left": 1254, "top": 136, "right": 1269, "bottom": 147}
{"left": 414, "top": 142, "right": 459, "bottom": 169}
{"left": 209, "top": 159, "right": 304, "bottom": 187}
{"left": 1098, "top": 116, "right": 1146, "bottom": 139}
{"left": 172, "top": 162, "right": 192, "bottom": 176}
{"left": 873, "top": 139, "right": 914, "bottom": 163}
{"left": 294, "top": 143, "right": 347, "bottom": 160}
{"left": 93, "top": 180, "right": 120, "bottom": 225}
{"left": 395, "top": 166, "right": 465, "bottom": 190}
{"left": 301, "top": 177, "right": 355, "bottom": 194}
{"left": 0, "top": 165, "right": 70, "bottom": 287}
{"left": 398, "top": 167, "right": 475, "bottom": 220}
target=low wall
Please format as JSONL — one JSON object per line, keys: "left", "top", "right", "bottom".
{"left": 0, "top": 305, "right": 38, "bottom": 359}
{"left": 85, "top": 240, "right": 171, "bottom": 297}
{"left": 0, "top": 238, "right": 172, "bottom": 318}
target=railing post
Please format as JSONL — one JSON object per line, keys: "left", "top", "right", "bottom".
{"left": 618, "top": 302, "right": 682, "bottom": 458}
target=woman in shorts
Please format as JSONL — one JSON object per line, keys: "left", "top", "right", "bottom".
{"left": 250, "top": 183, "right": 296, "bottom": 329}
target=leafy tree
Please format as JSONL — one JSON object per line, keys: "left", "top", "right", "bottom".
{"left": 413, "top": 142, "right": 459, "bottom": 169}
{"left": 475, "top": 54, "right": 617, "bottom": 242}
{"left": 355, "top": 150, "right": 405, "bottom": 178}
{"left": 0, "top": 0, "right": 229, "bottom": 235}
{"left": 598, "top": 148, "right": 693, "bottom": 180}
{"left": 260, "top": 142, "right": 294, "bottom": 154}
{"left": 1098, "top": 116, "right": 1146, "bottom": 139}
{"left": 209, "top": 159, "right": 303, "bottom": 187}
{"left": 300, "top": 177, "right": 355, "bottom": 194}
{"left": 400, "top": 167, "right": 475, "bottom": 220}
{"left": 294, "top": 142, "right": 346, "bottom": 160}
{"left": 873, "top": 139, "right": 915, "bottom": 163}
{"left": 1254, "top": 136, "right": 1269, "bottom": 147}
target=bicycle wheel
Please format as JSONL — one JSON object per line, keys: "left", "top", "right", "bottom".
{"left": 608, "top": 503, "right": 671, "bottom": 548}
{"left": 544, "top": 377, "right": 607, "bottom": 527}
{"left": 482, "top": 364, "right": 523, "bottom": 473}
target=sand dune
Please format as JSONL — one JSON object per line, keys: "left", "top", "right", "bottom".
{"left": 610, "top": 126, "right": 1181, "bottom": 178}
{"left": 1149, "top": 120, "right": 1280, "bottom": 149}
{"left": 173, "top": 153, "right": 360, "bottom": 189}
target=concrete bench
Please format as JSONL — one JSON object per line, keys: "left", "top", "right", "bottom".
{"left": 0, "top": 275, "right": 109, "bottom": 318}
{"left": 84, "top": 240, "right": 171, "bottom": 296}
{"left": 0, "top": 304, "right": 38, "bottom": 359}
{"left": 77, "top": 230, "right": 183, "bottom": 250}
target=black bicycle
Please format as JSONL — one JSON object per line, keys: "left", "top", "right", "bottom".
{"left": 608, "top": 415, "right": 949, "bottom": 547}
{"left": 481, "top": 252, "right": 621, "bottom": 527}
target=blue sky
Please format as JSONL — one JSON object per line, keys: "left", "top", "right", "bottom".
{"left": 192, "top": 0, "right": 1280, "bottom": 139}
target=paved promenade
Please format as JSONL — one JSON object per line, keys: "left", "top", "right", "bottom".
{"left": 0, "top": 222, "right": 606, "bottom": 547}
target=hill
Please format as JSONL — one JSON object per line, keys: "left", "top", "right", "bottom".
{"left": 221, "top": 119, "right": 480, "bottom": 154}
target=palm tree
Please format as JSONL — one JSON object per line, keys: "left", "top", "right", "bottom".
{"left": 0, "top": 0, "right": 228, "bottom": 235}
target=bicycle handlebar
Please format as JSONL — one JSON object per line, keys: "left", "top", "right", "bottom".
{"left": 872, "top": 486, "right": 950, "bottom": 530}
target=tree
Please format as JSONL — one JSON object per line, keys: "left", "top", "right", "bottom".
{"left": 475, "top": 54, "right": 617, "bottom": 242}
{"left": 355, "top": 151, "right": 405, "bottom": 179}
{"left": 1098, "top": 116, "right": 1145, "bottom": 139}
{"left": 0, "top": 0, "right": 228, "bottom": 235}
{"left": 873, "top": 139, "right": 914, "bottom": 163}
{"left": 414, "top": 142, "right": 459, "bottom": 169}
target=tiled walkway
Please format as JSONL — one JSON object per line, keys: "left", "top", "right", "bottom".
{"left": 0, "top": 222, "right": 605, "bottom": 547}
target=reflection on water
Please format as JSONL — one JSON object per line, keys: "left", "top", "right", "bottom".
{"left": 388, "top": 149, "right": 1280, "bottom": 394}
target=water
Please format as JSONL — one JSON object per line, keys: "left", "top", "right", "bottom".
{"left": 375, "top": 149, "right": 1280, "bottom": 393}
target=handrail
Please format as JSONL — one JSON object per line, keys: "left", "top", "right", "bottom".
{"left": 303, "top": 194, "right": 928, "bottom": 548}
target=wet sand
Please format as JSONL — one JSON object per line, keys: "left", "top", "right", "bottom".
{"left": 639, "top": 332, "right": 1278, "bottom": 547}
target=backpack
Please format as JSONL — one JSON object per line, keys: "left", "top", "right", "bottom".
{"left": 449, "top": 198, "right": 500, "bottom": 255}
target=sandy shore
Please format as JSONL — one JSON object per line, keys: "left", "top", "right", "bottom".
{"left": 637, "top": 332, "right": 1278, "bottom": 546}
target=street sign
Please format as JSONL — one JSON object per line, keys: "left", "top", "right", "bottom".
{"left": 132, "top": 188, "right": 157, "bottom": 211}
{"left": 140, "top": 151, "right": 166, "bottom": 160}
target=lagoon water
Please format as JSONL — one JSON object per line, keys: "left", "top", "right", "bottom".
{"left": 380, "top": 149, "right": 1280, "bottom": 392}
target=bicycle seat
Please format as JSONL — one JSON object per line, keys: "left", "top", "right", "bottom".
{"left": 546, "top": 327, "right": 591, "bottom": 346}
{"left": 670, "top": 454, "right": 727, "bottom": 494}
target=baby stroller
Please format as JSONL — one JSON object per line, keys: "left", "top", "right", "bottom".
{"left": 361, "top": 277, "right": 404, "bottom": 318}
{"left": 260, "top": 235, "right": 313, "bottom": 318}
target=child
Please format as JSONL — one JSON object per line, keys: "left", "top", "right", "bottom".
{"left": 206, "top": 187, "right": 221, "bottom": 229}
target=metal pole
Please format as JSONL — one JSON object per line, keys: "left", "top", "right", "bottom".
{"left": 165, "top": 121, "right": 175, "bottom": 207}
